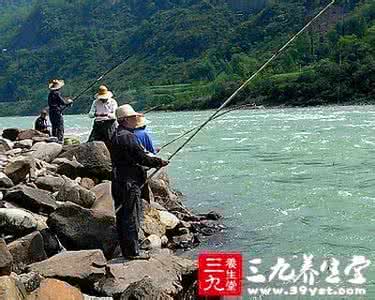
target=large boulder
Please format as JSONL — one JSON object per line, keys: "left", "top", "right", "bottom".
{"left": 4, "top": 156, "right": 35, "bottom": 184}
{"left": 0, "top": 276, "right": 27, "bottom": 300}
{"left": 27, "top": 278, "right": 84, "bottom": 300}
{"left": 0, "top": 239, "right": 13, "bottom": 276}
{"left": 0, "top": 208, "right": 47, "bottom": 237}
{"left": 95, "top": 253, "right": 196, "bottom": 298}
{"left": 2, "top": 128, "right": 21, "bottom": 141}
{"left": 0, "top": 172, "right": 14, "bottom": 188}
{"left": 47, "top": 203, "right": 117, "bottom": 257}
{"left": 59, "top": 142, "right": 111, "bottom": 180}
{"left": 35, "top": 176, "right": 65, "bottom": 192}
{"left": 119, "top": 277, "right": 172, "bottom": 300}
{"left": 17, "top": 129, "right": 48, "bottom": 141}
{"left": 56, "top": 177, "right": 96, "bottom": 208}
{"left": 30, "top": 142, "right": 62, "bottom": 163}
{"left": 55, "top": 158, "right": 84, "bottom": 180}
{"left": 91, "top": 182, "right": 114, "bottom": 215}
{"left": 28, "top": 250, "right": 107, "bottom": 291}
{"left": 4, "top": 185, "right": 57, "bottom": 215}
{"left": 7, "top": 231, "right": 47, "bottom": 274}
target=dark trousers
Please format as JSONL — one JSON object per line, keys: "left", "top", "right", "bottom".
{"left": 49, "top": 110, "right": 64, "bottom": 144}
{"left": 88, "top": 119, "right": 116, "bottom": 148}
{"left": 112, "top": 179, "right": 143, "bottom": 257}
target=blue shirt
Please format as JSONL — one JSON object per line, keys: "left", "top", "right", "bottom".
{"left": 134, "top": 127, "right": 156, "bottom": 155}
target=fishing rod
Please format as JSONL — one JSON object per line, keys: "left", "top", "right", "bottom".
{"left": 159, "top": 103, "right": 258, "bottom": 151}
{"left": 62, "top": 54, "right": 133, "bottom": 112}
{"left": 116, "top": 0, "right": 336, "bottom": 213}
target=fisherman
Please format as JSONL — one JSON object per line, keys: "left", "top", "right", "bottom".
{"left": 110, "top": 104, "right": 169, "bottom": 260}
{"left": 88, "top": 85, "right": 118, "bottom": 148}
{"left": 134, "top": 114, "right": 158, "bottom": 154}
{"left": 34, "top": 109, "right": 50, "bottom": 135}
{"left": 48, "top": 79, "right": 73, "bottom": 144}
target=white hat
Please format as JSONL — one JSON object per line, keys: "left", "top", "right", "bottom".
{"left": 116, "top": 104, "right": 141, "bottom": 120}
{"left": 48, "top": 79, "right": 65, "bottom": 91}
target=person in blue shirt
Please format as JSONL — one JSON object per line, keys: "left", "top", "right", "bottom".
{"left": 134, "top": 115, "right": 158, "bottom": 155}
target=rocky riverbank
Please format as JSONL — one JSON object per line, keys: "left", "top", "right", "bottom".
{"left": 0, "top": 128, "right": 223, "bottom": 299}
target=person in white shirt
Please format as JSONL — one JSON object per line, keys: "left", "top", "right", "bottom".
{"left": 88, "top": 85, "right": 118, "bottom": 148}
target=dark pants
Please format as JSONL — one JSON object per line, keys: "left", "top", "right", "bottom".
{"left": 49, "top": 110, "right": 64, "bottom": 144}
{"left": 112, "top": 179, "right": 143, "bottom": 257}
{"left": 88, "top": 119, "right": 116, "bottom": 149}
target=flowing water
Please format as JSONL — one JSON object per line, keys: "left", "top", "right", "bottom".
{"left": 1, "top": 105, "right": 375, "bottom": 298}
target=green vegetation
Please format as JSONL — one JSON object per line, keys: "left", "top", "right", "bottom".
{"left": 0, "top": 0, "right": 374, "bottom": 116}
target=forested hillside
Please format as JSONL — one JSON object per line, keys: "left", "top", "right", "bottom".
{"left": 0, "top": 0, "right": 373, "bottom": 116}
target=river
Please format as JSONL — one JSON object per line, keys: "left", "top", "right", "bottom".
{"left": 1, "top": 105, "right": 375, "bottom": 299}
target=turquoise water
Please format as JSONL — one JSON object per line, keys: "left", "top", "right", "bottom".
{"left": 1, "top": 106, "right": 375, "bottom": 298}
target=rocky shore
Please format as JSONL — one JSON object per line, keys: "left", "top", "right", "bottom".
{"left": 0, "top": 128, "right": 223, "bottom": 299}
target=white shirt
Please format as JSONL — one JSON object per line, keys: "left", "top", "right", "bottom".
{"left": 88, "top": 98, "right": 118, "bottom": 122}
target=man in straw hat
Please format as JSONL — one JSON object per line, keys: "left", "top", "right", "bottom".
{"left": 110, "top": 104, "right": 169, "bottom": 260}
{"left": 88, "top": 85, "right": 118, "bottom": 148}
{"left": 48, "top": 79, "right": 73, "bottom": 144}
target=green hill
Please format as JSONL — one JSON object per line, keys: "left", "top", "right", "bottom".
{"left": 0, "top": 0, "right": 374, "bottom": 116}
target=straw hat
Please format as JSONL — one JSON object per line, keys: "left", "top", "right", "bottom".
{"left": 48, "top": 79, "right": 65, "bottom": 91}
{"left": 96, "top": 85, "right": 113, "bottom": 100}
{"left": 116, "top": 104, "right": 141, "bottom": 120}
{"left": 135, "top": 115, "right": 149, "bottom": 128}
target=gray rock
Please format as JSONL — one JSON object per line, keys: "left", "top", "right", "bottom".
{"left": 0, "top": 172, "right": 14, "bottom": 188}
{"left": 55, "top": 157, "right": 84, "bottom": 179}
{"left": 17, "top": 129, "right": 48, "bottom": 141}
{"left": 80, "top": 177, "right": 96, "bottom": 190}
{"left": 91, "top": 182, "right": 114, "bottom": 215}
{"left": 120, "top": 277, "right": 172, "bottom": 300}
{"left": 17, "top": 272, "right": 43, "bottom": 293}
{"left": 14, "top": 140, "right": 33, "bottom": 150}
{"left": 0, "top": 138, "right": 13, "bottom": 153}
{"left": 0, "top": 275, "right": 27, "bottom": 300}
{"left": 35, "top": 176, "right": 65, "bottom": 192}
{"left": 39, "top": 228, "right": 62, "bottom": 258}
{"left": 28, "top": 250, "right": 107, "bottom": 291}
{"left": 4, "top": 156, "right": 35, "bottom": 184}
{"left": 2, "top": 128, "right": 21, "bottom": 141}
{"left": 56, "top": 177, "right": 96, "bottom": 208}
{"left": 30, "top": 142, "right": 62, "bottom": 163}
{"left": 5, "top": 148, "right": 23, "bottom": 156}
{"left": 140, "top": 234, "right": 162, "bottom": 250}
{"left": 0, "top": 239, "right": 13, "bottom": 276}
{"left": 7, "top": 231, "right": 47, "bottom": 274}
{"left": 0, "top": 208, "right": 47, "bottom": 237}
{"left": 59, "top": 142, "right": 111, "bottom": 180}
{"left": 159, "top": 211, "right": 180, "bottom": 230}
{"left": 47, "top": 202, "right": 117, "bottom": 257}
{"left": 95, "top": 253, "right": 196, "bottom": 298}
{"left": 4, "top": 185, "right": 57, "bottom": 215}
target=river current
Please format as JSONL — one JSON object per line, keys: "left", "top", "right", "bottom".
{"left": 1, "top": 105, "right": 375, "bottom": 299}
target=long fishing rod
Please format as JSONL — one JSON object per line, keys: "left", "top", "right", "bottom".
{"left": 159, "top": 103, "right": 258, "bottom": 151}
{"left": 62, "top": 55, "right": 133, "bottom": 112}
{"left": 116, "top": 0, "right": 336, "bottom": 213}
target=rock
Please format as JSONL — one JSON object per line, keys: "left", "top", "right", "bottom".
{"left": 140, "top": 234, "right": 161, "bottom": 250}
{"left": 55, "top": 158, "right": 84, "bottom": 180}
{"left": 6, "top": 148, "right": 23, "bottom": 156}
{"left": 170, "top": 232, "right": 196, "bottom": 250}
{"left": 30, "top": 142, "right": 62, "bottom": 163}
{"left": 90, "top": 182, "right": 114, "bottom": 215}
{"left": 59, "top": 142, "right": 111, "bottom": 180}
{"left": 0, "top": 191, "right": 3, "bottom": 201}
{"left": 29, "top": 250, "right": 107, "bottom": 291}
{"left": 0, "top": 276, "right": 27, "bottom": 300}
{"left": 150, "top": 201, "right": 167, "bottom": 211}
{"left": 80, "top": 178, "right": 95, "bottom": 190}
{"left": 18, "top": 272, "right": 43, "bottom": 293}
{"left": 56, "top": 177, "right": 96, "bottom": 208}
{"left": 17, "top": 129, "right": 48, "bottom": 141}
{"left": 7, "top": 232, "right": 47, "bottom": 274}
{"left": 119, "top": 277, "right": 172, "bottom": 300}
{"left": 4, "top": 185, "right": 57, "bottom": 215}
{"left": 47, "top": 203, "right": 117, "bottom": 257}
{"left": 14, "top": 140, "right": 33, "bottom": 150}
{"left": 27, "top": 278, "right": 84, "bottom": 300}
{"left": 0, "top": 239, "right": 13, "bottom": 276}
{"left": 198, "top": 211, "right": 223, "bottom": 221}
{"left": 0, "top": 172, "right": 14, "bottom": 188}
{"left": 83, "top": 296, "right": 113, "bottom": 300}
{"left": 159, "top": 211, "right": 180, "bottom": 230}
{"left": 2, "top": 128, "right": 21, "bottom": 141}
{"left": 161, "top": 236, "right": 168, "bottom": 247}
{"left": 4, "top": 156, "right": 35, "bottom": 184}
{"left": 31, "top": 136, "right": 51, "bottom": 144}
{"left": 0, "top": 137, "right": 13, "bottom": 153}
{"left": 39, "top": 228, "right": 62, "bottom": 257}
{"left": 95, "top": 253, "right": 196, "bottom": 298}
{"left": 35, "top": 176, "right": 65, "bottom": 192}
{"left": 0, "top": 208, "right": 47, "bottom": 237}
{"left": 142, "top": 208, "right": 166, "bottom": 237}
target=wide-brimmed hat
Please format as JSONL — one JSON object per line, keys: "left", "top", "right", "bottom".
{"left": 48, "top": 79, "right": 65, "bottom": 91}
{"left": 96, "top": 85, "right": 113, "bottom": 100}
{"left": 135, "top": 115, "right": 150, "bottom": 128}
{"left": 116, "top": 104, "right": 142, "bottom": 120}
